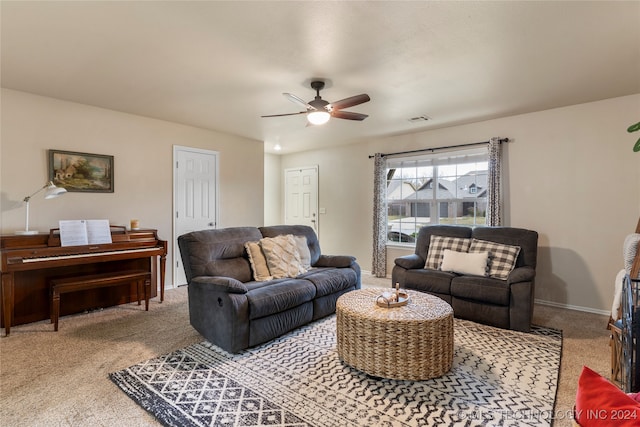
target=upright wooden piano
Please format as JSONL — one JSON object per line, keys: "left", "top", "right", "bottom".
{"left": 1, "top": 227, "right": 167, "bottom": 336}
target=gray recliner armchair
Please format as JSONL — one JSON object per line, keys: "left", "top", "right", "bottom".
{"left": 392, "top": 225, "right": 538, "bottom": 332}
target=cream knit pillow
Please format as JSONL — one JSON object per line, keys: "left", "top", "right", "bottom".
{"left": 260, "top": 234, "right": 303, "bottom": 279}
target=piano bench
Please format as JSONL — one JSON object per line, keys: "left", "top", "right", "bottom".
{"left": 50, "top": 270, "right": 151, "bottom": 331}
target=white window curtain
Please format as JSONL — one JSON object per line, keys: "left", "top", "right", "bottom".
{"left": 372, "top": 153, "right": 387, "bottom": 277}
{"left": 486, "top": 137, "right": 503, "bottom": 226}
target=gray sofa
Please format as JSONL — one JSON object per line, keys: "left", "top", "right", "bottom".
{"left": 392, "top": 225, "right": 538, "bottom": 332}
{"left": 178, "top": 225, "right": 361, "bottom": 353}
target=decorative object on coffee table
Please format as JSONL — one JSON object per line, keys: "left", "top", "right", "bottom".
{"left": 375, "top": 283, "right": 409, "bottom": 308}
{"left": 336, "top": 287, "right": 453, "bottom": 380}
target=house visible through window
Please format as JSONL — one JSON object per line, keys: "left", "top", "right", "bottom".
{"left": 386, "top": 147, "right": 488, "bottom": 243}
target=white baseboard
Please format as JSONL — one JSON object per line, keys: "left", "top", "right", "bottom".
{"left": 534, "top": 298, "right": 611, "bottom": 317}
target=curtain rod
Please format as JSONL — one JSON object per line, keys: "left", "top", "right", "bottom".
{"left": 368, "top": 137, "right": 510, "bottom": 159}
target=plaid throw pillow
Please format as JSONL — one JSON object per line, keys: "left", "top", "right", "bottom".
{"left": 424, "top": 235, "right": 472, "bottom": 270}
{"left": 469, "top": 238, "right": 521, "bottom": 280}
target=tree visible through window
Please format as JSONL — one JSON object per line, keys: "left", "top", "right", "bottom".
{"left": 386, "top": 147, "right": 488, "bottom": 243}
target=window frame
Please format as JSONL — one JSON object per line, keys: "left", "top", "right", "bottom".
{"left": 385, "top": 147, "right": 488, "bottom": 246}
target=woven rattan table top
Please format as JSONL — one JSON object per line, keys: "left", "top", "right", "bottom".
{"left": 337, "top": 287, "right": 453, "bottom": 322}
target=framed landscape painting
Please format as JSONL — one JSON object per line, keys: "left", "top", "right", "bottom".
{"left": 48, "top": 149, "right": 114, "bottom": 193}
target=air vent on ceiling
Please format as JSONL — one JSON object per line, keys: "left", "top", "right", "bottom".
{"left": 408, "top": 115, "right": 431, "bottom": 123}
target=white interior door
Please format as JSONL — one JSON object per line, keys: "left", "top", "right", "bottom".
{"left": 173, "top": 146, "right": 218, "bottom": 287}
{"left": 285, "top": 166, "right": 318, "bottom": 232}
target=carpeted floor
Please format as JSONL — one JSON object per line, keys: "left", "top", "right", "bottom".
{"left": 0, "top": 274, "right": 611, "bottom": 426}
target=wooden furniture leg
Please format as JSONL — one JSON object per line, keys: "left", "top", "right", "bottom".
{"left": 50, "top": 270, "right": 151, "bottom": 331}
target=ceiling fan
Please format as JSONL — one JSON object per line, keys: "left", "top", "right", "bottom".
{"left": 261, "top": 81, "right": 370, "bottom": 125}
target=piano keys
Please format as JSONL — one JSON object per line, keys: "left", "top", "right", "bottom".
{"left": 1, "top": 226, "right": 167, "bottom": 336}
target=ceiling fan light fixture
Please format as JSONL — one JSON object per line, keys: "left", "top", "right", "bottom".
{"left": 307, "top": 110, "right": 330, "bottom": 125}
{"left": 262, "top": 80, "right": 369, "bottom": 125}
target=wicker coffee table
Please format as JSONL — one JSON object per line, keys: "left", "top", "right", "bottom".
{"left": 336, "top": 287, "right": 453, "bottom": 380}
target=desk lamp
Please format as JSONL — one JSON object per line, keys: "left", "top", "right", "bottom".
{"left": 15, "top": 181, "right": 67, "bottom": 235}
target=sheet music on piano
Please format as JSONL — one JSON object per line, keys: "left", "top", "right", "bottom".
{"left": 59, "top": 219, "right": 113, "bottom": 246}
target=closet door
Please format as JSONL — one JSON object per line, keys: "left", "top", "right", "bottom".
{"left": 284, "top": 166, "right": 318, "bottom": 232}
{"left": 173, "top": 146, "right": 219, "bottom": 286}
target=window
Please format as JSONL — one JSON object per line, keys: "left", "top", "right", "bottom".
{"left": 385, "top": 147, "right": 488, "bottom": 243}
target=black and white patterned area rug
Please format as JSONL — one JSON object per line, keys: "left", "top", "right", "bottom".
{"left": 109, "top": 316, "right": 562, "bottom": 427}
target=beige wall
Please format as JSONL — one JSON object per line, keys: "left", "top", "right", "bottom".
{"left": 273, "top": 94, "right": 640, "bottom": 314}
{"left": 278, "top": 142, "right": 374, "bottom": 268}
{"left": 4, "top": 88, "right": 638, "bottom": 313}
{"left": 0, "top": 89, "right": 264, "bottom": 287}
{"left": 263, "top": 153, "right": 282, "bottom": 226}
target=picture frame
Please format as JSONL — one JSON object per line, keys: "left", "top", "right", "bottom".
{"left": 48, "top": 149, "right": 114, "bottom": 193}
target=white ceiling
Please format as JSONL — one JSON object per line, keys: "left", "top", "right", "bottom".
{"left": 2, "top": 1, "right": 639, "bottom": 154}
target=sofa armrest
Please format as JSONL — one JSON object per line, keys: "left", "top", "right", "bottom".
{"left": 394, "top": 254, "right": 425, "bottom": 270}
{"left": 507, "top": 266, "right": 536, "bottom": 284}
{"left": 190, "top": 276, "right": 248, "bottom": 294}
{"left": 315, "top": 255, "right": 356, "bottom": 268}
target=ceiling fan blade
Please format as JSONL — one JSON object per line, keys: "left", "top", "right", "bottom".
{"left": 331, "top": 110, "right": 368, "bottom": 121}
{"left": 283, "top": 93, "right": 312, "bottom": 110}
{"left": 330, "top": 94, "right": 370, "bottom": 111}
{"left": 261, "top": 111, "right": 307, "bottom": 118}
